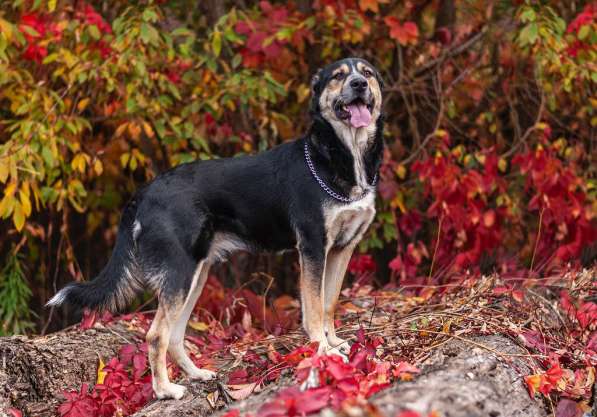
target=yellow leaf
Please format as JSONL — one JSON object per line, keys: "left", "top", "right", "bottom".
{"left": 4, "top": 182, "right": 16, "bottom": 197}
{"left": 13, "top": 202, "right": 25, "bottom": 231}
{"left": 115, "top": 123, "right": 129, "bottom": 137}
{"left": 188, "top": 321, "right": 209, "bottom": 332}
{"left": 93, "top": 159, "right": 103, "bottom": 176}
{"left": 498, "top": 158, "right": 508, "bottom": 173}
{"left": 71, "top": 154, "right": 87, "bottom": 174}
{"left": 0, "top": 195, "right": 15, "bottom": 218}
{"left": 396, "top": 164, "right": 406, "bottom": 180}
{"left": 0, "top": 18, "right": 14, "bottom": 42}
{"left": 19, "top": 190, "right": 31, "bottom": 217}
{"left": 391, "top": 192, "right": 406, "bottom": 213}
{"left": 296, "top": 83, "right": 311, "bottom": 103}
{"left": 142, "top": 121, "right": 154, "bottom": 138}
{"left": 0, "top": 159, "right": 8, "bottom": 183}
{"left": 120, "top": 153, "right": 130, "bottom": 168}
{"left": 97, "top": 357, "right": 107, "bottom": 384}
{"left": 77, "top": 98, "right": 90, "bottom": 112}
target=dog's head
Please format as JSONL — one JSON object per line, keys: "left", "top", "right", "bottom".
{"left": 310, "top": 57, "right": 384, "bottom": 130}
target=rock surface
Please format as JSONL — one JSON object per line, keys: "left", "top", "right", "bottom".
{"left": 0, "top": 327, "right": 548, "bottom": 417}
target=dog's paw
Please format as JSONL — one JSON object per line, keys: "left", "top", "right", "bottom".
{"left": 317, "top": 342, "right": 349, "bottom": 363}
{"left": 187, "top": 367, "right": 217, "bottom": 381}
{"left": 154, "top": 382, "right": 187, "bottom": 400}
{"left": 327, "top": 336, "right": 351, "bottom": 356}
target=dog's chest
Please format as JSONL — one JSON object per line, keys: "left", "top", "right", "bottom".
{"left": 324, "top": 193, "right": 376, "bottom": 248}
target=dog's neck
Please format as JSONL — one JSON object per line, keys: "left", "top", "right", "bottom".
{"left": 307, "top": 115, "right": 384, "bottom": 200}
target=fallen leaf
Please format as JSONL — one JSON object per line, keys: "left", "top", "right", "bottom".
{"left": 226, "top": 382, "right": 259, "bottom": 401}
{"left": 188, "top": 321, "right": 209, "bottom": 331}
{"left": 96, "top": 357, "right": 107, "bottom": 384}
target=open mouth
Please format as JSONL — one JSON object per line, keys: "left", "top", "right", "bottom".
{"left": 334, "top": 97, "right": 374, "bottom": 128}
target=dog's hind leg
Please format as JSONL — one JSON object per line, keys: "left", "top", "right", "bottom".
{"left": 147, "top": 297, "right": 188, "bottom": 400}
{"left": 167, "top": 260, "right": 216, "bottom": 381}
{"left": 323, "top": 244, "right": 356, "bottom": 355}
{"left": 146, "top": 247, "right": 206, "bottom": 400}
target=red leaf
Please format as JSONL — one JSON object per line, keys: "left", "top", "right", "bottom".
{"left": 7, "top": 409, "right": 23, "bottom": 417}
{"left": 384, "top": 17, "right": 418, "bottom": 45}
{"left": 555, "top": 399, "right": 583, "bottom": 417}
{"left": 79, "top": 309, "right": 97, "bottom": 330}
{"left": 512, "top": 290, "right": 525, "bottom": 303}
{"left": 295, "top": 386, "right": 332, "bottom": 414}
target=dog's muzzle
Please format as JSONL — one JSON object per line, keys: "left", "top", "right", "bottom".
{"left": 333, "top": 75, "right": 374, "bottom": 128}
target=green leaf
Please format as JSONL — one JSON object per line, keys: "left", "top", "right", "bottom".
{"left": 520, "top": 8, "right": 536, "bottom": 23}
{"left": 142, "top": 8, "right": 159, "bottom": 23}
{"left": 21, "top": 25, "right": 40, "bottom": 38}
{"left": 519, "top": 23, "right": 538, "bottom": 46}
{"left": 140, "top": 23, "right": 159, "bottom": 45}
{"left": 88, "top": 24, "right": 101, "bottom": 40}
{"left": 126, "top": 97, "right": 137, "bottom": 113}
{"left": 212, "top": 31, "right": 222, "bottom": 57}
{"left": 578, "top": 25, "right": 590, "bottom": 40}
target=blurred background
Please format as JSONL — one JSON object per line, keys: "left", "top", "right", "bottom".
{"left": 0, "top": 0, "right": 595, "bottom": 335}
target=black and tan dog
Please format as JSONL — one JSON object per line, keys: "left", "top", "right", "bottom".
{"left": 48, "top": 57, "right": 384, "bottom": 400}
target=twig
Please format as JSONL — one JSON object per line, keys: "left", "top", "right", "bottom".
{"left": 428, "top": 214, "right": 444, "bottom": 283}
{"left": 403, "top": 328, "right": 546, "bottom": 360}
{"left": 530, "top": 207, "right": 545, "bottom": 274}
{"left": 414, "top": 30, "right": 485, "bottom": 77}
{"left": 502, "top": 91, "right": 545, "bottom": 158}
{"left": 400, "top": 72, "right": 444, "bottom": 165}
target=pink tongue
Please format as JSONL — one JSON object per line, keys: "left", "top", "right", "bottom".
{"left": 347, "top": 103, "right": 372, "bottom": 128}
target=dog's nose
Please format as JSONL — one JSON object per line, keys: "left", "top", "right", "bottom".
{"left": 350, "top": 77, "right": 368, "bottom": 92}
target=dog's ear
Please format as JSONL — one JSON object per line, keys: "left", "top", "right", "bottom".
{"left": 310, "top": 68, "right": 323, "bottom": 95}
{"left": 374, "top": 68, "right": 385, "bottom": 91}
{"left": 309, "top": 68, "right": 324, "bottom": 115}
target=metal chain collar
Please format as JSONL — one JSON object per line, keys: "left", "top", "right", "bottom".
{"left": 304, "top": 140, "right": 378, "bottom": 203}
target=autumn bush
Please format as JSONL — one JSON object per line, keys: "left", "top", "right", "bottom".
{"left": 0, "top": 0, "right": 595, "bottom": 335}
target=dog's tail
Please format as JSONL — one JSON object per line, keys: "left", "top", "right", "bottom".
{"left": 46, "top": 200, "right": 143, "bottom": 312}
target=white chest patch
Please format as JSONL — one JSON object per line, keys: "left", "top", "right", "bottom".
{"left": 328, "top": 120, "right": 376, "bottom": 199}
{"left": 324, "top": 192, "right": 376, "bottom": 249}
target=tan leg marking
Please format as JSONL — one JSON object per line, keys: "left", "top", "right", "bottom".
{"left": 323, "top": 244, "right": 356, "bottom": 355}
{"left": 147, "top": 300, "right": 187, "bottom": 400}
{"left": 299, "top": 254, "right": 328, "bottom": 351}
{"left": 168, "top": 261, "right": 216, "bottom": 381}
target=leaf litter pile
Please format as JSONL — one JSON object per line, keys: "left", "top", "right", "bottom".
{"left": 55, "top": 267, "right": 596, "bottom": 417}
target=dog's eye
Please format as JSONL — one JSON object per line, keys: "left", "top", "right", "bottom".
{"left": 333, "top": 72, "right": 345, "bottom": 81}
{"left": 363, "top": 69, "right": 372, "bottom": 78}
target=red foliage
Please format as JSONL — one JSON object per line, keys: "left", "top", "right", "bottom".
{"left": 255, "top": 330, "right": 419, "bottom": 416}
{"left": 411, "top": 148, "right": 507, "bottom": 272}
{"left": 80, "top": 4, "right": 113, "bottom": 35}
{"left": 348, "top": 254, "right": 377, "bottom": 275}
{"left": 18, "top": 13, "right": 62, "bottom": 63}
{"left": 566, "top": 4, "right": 595, "bottom": 34}
{"left": 235, "top": 2, "right": 290, "bottom": 67}
{"left": 513, "top": 145, "right": 596, "bottom": 266}
{"left": 384, "top": 17, "right": 418, "bottom": 45}
{"left": 58, "top": 344, "right": 153, "bottom": 417}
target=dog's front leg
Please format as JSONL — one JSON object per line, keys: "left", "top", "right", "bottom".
{"left": 298, "top": 242, "right": 347, "bottom": 357}
{"left": 323, "top": 244, "right": 356, "bottom": 355}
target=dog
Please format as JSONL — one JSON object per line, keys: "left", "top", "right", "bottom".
{"left": 47, "top": 57, "right": 384, "bottom": 400}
